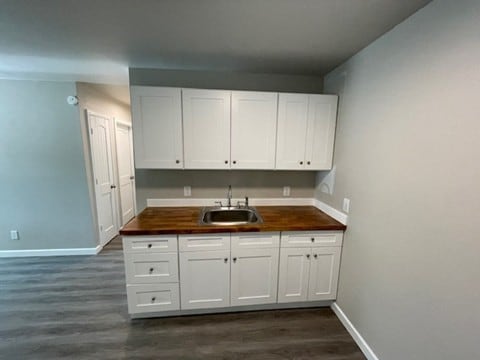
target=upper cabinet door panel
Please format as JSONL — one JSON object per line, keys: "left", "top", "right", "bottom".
{"left": 276, "top": 93, "right": 309, "bottom": 170}
{"left": 130, "top": 86, "right": 183, "bottom": 169}
{"left": 305, "top": 95, "right": 338, "bottom": 170}
{"left": 183, "top": 89, "right": 231, "bottom": 169}
{"left": 231, "top": 91, "right": 278, "bottom": 169}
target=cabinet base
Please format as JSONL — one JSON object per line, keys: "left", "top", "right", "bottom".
{"left": 129, "top": 300, "right": 333, "bottom": 319}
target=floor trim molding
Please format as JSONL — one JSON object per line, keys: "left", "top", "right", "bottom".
{"left": 0, "top": 247, "right": 100, "bottom": 258}
{"left": 331, "top": 302, "right": 379, "bottom": 360}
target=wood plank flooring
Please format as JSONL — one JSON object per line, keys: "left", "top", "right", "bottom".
{"left": 0, "top": 236, "right": 365, "bottom": 360}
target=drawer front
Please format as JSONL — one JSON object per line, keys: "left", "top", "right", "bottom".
{"left": 123, "top": 235, "right": 177, "bottom": 253}
{"left": 127, "top": 283, "right": 180, "bottom": 314}
{"left": 124, "top": 253, "right": 179, "bottom": 284}
{"left": 281, "top": 231, "right": 343, "bottom": 248}
{"left": 179, "top": 233, "right": 230, "bottom": 252}
{"left": 231, "top": 232, "right": 280, "bottom": 250}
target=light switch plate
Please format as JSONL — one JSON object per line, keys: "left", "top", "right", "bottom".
{"left": 10, "top": 230, "right": 19, "bottom": 240}
{"left": 342, "top": 198, "right": 350, "bottom": 213}
{"left": 183, "top": 186, "right": 191, "bottom": 197}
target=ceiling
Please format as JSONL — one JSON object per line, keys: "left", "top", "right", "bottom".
{"left": 0, "top": 0, "right": 432, "bottom": 84}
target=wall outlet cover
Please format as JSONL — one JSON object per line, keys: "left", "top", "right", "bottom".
{"left": 342, "top": 198, "right": 350, "bottom": 213}
{"left": 183, "top": 186, "right": 191, "bottom": 197}
{"left": 10, "top": 230, "right": 19, "bottom": 240}
{"left": 283, "top": 186, "right": 291, "bottom": 197}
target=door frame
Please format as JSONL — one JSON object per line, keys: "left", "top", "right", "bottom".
{"left": 113, "top": 118, "right": 137, "bottom": 226}
{"left": 86, "top": 110, "right": 120, "bottom": 248}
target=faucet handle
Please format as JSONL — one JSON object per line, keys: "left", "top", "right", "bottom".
{"left": 214, "top": 201, "right": 223, "bottom": 207}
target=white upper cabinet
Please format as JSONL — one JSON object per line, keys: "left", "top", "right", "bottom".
{"left": 130, "top": 86, "right": 183, "bottom": 169}
{"left": 183, "top": 89, "right": 231, "bottom": 169}
{"left": 276, "top": 93, "right": 338, "bottom": 170}
{"left": 231, "top": 91, "right": 278, "bottom": 169}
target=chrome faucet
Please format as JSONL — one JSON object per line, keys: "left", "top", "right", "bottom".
{"left": 227, "top": 185, "right": 232, "bottom": 208}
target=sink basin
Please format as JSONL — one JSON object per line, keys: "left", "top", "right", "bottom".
{"left": 199, "top": 207, "right": 263, "bottom": 226}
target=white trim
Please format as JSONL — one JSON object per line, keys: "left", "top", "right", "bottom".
{"left": 0, "top": 247, "right": 101, "bottom": 258}
{"left": 147, "top": 197, "right": 314, "bottom": 207}
{"left": 331, "top": 302, "right": 379, "bottom": 360}
{"left": 314, "top": 199, "right": 348, "bottom": 225}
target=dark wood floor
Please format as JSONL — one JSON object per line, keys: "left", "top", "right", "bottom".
{"left": 0, "top": 236, "right": 365, "bottom": 360}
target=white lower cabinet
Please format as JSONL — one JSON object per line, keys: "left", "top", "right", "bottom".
{"left": 123, "top": 236, "right": 181, "bottom": 314}
{"left": 179, "top": 250, "right": 231, "bottom": 310}
{"left": 124, "top": 230, "right": 343, "bottom": 316}
{"left": 278, "top": 246, "right": 341, "bottom": 303}
{"left": 230, "top": 247, "right": 279, "bottom": 306}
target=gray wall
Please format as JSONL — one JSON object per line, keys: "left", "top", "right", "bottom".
{"left": 136, "top": 170, "right": 316, "bottom": 210}
{"left": 130, "top": 69, "right": 323, "bottom": 210}
{"left": 315, "top": 1, "right": 480, "bottom": 359}
{"left": 0, "top": 79, "right": 96, "bottom": 250}
{"left": 129, "top": 68, "right": 324, "bottom": 93}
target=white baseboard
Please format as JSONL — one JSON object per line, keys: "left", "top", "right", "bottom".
{"left": 314, "top": 199, "right": 348, "bottom": 225}
{"left": 0, "top": 246, "right": 100, "bottom": 258}
{"left": 331, "top": 302, "right": 379, "bottom": 360}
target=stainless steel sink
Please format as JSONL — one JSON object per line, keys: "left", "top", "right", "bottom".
{"left": 199, "top": 207, "right": 263, "bottom": 226}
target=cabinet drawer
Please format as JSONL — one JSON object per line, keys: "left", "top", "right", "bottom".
{"left": 124, "top": 253, "right": 179, "bottom": 284}
{"left": 281, "top": 231, "right": 343, "bottom": 248}
{"left": 123, "top": 235, "right": 177, "bottom": 253}
{"left": 179, "top": 233, "right": 230, "bottom": 252}
{"left": 231, "top": 232, "right": 280, "bottom": 250}
{"left": 127, "top": 283, "right": 180, "bottom": 314}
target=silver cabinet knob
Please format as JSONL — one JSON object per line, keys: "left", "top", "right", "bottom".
{"left": 149, "top": 268, "right": 154, "bottom": 273}
{"left": 311, "top": 237, "right": 315, "bottom": 243}
{"left": 314, "top": 254, "right": 318, "bottom": 259}
{"left": 176, "top": 160, "right": 180, "bottom": 164}
{"left": 224, "top": 258, "right": 228, "bottom": 263}
{"left": 300, "top": 161, "right": 303, "bottom": 165}
{"left": 151, "top": 297, "right": 156, "bottom": 303}
{"left": 233, "top": 257, "right": 237, "bottom": 263}
{"left": 148, "top": 244, "right": 152, "bottom": 248}
{"left": 306, "top": 254, "right": 310, "bottom": 259}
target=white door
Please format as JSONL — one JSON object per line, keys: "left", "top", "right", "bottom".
{"left": 305, "top": 94, "right": 338, "bottom": 170}
{"left": 308, "top": 247, "right": 341, "bottom": 301}
{"left": 115, "top": 121, "right": 136, "bottom": 226}
{"left": 230, "top": 247, "right": 279, "bottom": 306}
{"left": 277, "top": 248, "right": 311, "bottom": 303}
{"left": 179, "top": 250, "right": 230, "bottom": 310}
{"left": 276, "top": 93, "right": 309, "bottom": 170}
{"left": 87, "top": 111, "right": 118, "bottom": 246}
{"left": 130, "top": 86, "right": 183, "bottom": 168}
{"left": 182, "top": 89, "right": 231, "bottom": 169}
{"left": 231, "top": 91, "right": 278, "bottom": 169}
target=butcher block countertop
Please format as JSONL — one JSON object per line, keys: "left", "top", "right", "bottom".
{"left": 120, "top": 206, "right": 346, "bottom": 235}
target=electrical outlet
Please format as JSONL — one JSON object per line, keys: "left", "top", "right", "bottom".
{"left": 10, "top": 230, "right": 19, "bottom": 240}
{"left": 283, "top": 186, "right": 291, "bottom": 197}
{"left": 183, "top": 186, "right": 191, "bottom": 197}
{"left": 342, "top": 198, "right": 350, "bottom": 213}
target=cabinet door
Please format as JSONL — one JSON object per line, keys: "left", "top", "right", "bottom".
{"left": 230, "top": 248, "right": 279, "bottom": 306}
{"left": 308, "top": 247, "right": 341, "bottom": 301}
{"left": 179, "top": 250, "right": 230, "bottom": 309}
{"left": 130, "top": 86, "right": 183, "bottom": 168}
{"left": 305, "top": 94, "right": 338, "bottom": 170}
{"left": 278, "top": 248, "right": 311, "bottom": 303}
{"left": 231, "top": 91, "right": 278, "bottom": 169}
{"left": 276, "top": 93, "right": 308, "bottom": 170}
{"left": 183, "top": 89, "right": 231, "bottom": 169}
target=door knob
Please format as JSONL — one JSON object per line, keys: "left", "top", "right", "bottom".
{"left": 129, "top": 176, "right": 135, "bottom": 180}
{"left": 110, "top": 185, "right": 116, "bottom": 189}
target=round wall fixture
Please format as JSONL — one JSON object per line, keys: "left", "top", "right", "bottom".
{"left": 67, "top": 95, "right": 79, "bottom": 105}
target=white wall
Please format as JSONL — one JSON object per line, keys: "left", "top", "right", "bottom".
{"left": 0, "top": 79, "right": 96, "bottom": 250}
{"left": 316, "top": 1, "right": 480, "bottom": 359}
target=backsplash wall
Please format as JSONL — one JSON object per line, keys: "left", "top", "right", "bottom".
{"left": 135, "top": 170, "right": 316, "bottom": 210}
